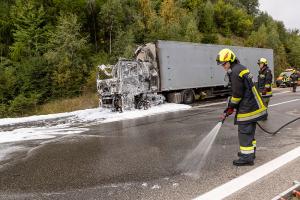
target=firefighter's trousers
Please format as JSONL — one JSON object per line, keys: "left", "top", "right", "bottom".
{"left": 262, "top": 97, "right": 270, "bottom": 107}
{"left": 238, "top": 122, "right": 256, "bottom": 161}
{"left": 292, "top": 83, "right": 297, "bottom": 92}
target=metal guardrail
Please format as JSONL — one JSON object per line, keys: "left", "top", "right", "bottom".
{"left": 272, "top": 181, "right": 300, "bottom": 200}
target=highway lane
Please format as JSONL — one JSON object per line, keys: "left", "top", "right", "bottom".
{"left": 0, "top": 88, "right": 300, "bottom": 200}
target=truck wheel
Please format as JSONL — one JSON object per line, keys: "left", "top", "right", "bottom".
{"left": 137, "top": 100, "right": 150, "bottom": 110}
{"left": 182, "top": 89, "right": 194, "bottom": 104}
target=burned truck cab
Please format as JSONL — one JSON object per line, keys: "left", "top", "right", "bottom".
{"left": 97, "top": 44, "right": 164, "bottom": 111}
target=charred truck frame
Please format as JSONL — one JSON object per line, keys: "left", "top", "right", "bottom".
{"left": 97, "top": 40, "right": 274, "bottom": 111}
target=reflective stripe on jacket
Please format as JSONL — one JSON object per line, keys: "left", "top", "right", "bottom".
{"left": 228, "top": 63, "right": 267, "bottom": 124}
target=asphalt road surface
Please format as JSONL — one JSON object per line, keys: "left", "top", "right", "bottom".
{"left": 0, "top": 88, "right": 300, "bottom": 200}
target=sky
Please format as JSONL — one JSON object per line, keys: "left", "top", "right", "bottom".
{"left": 259, "top": 0, "right": 300, "bottom": 30}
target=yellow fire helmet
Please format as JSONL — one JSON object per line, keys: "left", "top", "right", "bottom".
{"left": 216, "top": 48, "right": 236, "bottom": 65}
{"left": 258, "top": 57, "right": 268, "bottom": 65}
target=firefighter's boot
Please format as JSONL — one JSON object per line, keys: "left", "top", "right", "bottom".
{"left": 233, "top": 154, "right": 254, "bottom": 166}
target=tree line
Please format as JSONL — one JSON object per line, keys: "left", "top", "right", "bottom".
{"left": 0, "top": 0, "right": 300, "bottom": 117}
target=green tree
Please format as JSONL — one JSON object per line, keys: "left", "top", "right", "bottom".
{"left": 233, "top": 9, "right": 253, "bottom": 37}
{"left": 112, "top": 29, "right": 135, "bottom": 58}
{"left": 0, "top": 59, "right": 17, "bottom": 104}
{"left": 85, "top": 0, "right": 101, "bottom": 52}
{"left": 287, "top": 35, "right": 300, "bottom": 68}
{"left": 198, "top": 1, "right": 218, "bottom": 43}
{"left": 8, "top": 0, "right": 52, "bottom": 107}
{"left": 266, "top": 21, "right": 288, "bottom": 76}
{"left": 246, "top": 21, "right": 288, "bottom": 76}
{"left": 228, "top": 0, "right": 259, "bottom": 15}
{"left": 10, "top": 0, "right": 48, "bottom": 61}
{"left": 99, "top": 0, "right": 125, "bottom": 54}
{"left": 9, "top": 93, "right": 39, "bottom": 116}
{"left": 15, "top": 56, "right": 51, "bottom": 102}
{"left": 0, "top": 0, "right": 14, "bottom": 57}
{"left": 160, "top": 0, "right": 178, "bottom": 25}
{"left": 135, "top": 0, "right": 157, "bottom": 43}
{"left": 276, "top": 21, "right": 287, "bottom": 45}
{"left": 157, "top": 0, "right": 187, "bottom": 40}
{"left": 238, "top": 0, "right": 259, "bottom": 15}
{"left": 274, "top": 44, "right": 288, "bottom": 77}
{"left": 82, "top": 0, "right": 113, "bottom": 53}
{"left": 265, "top": 21, "right": 281, "bottom": 50}
{"left": 0, "top": 103, "right": 9, "bottom": 118}
{"left": 180, "top": 0, "right": 204, "bottom": 10}
{"left": 52, "top": 0, "right": 86, "bottom": 16}
{"left": 253, "top": 11, "right": 273, "bottom": 31}
{"left": 214, "top": 0, "right": 253, "bottom": 37}
{"left": 138, "top": 0, "right": 156, "bottom": 26}
{"left": 214, "top": 1, "right": 233, "bottom": 36}
{"left": 184, "top": 17, "right": 202, "bottom": 42}
{"left": 45, "top": 13, "right": 90, "bottom": 97}
{"left": 246, "top": 24, "right": 268, "bottom": 48}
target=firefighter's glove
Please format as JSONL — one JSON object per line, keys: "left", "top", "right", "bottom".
{"left": 224, "top": 107, "right": 234, "bottom": 117}
{"left": 262, "top": 88, "right": 267, "bottom": 95}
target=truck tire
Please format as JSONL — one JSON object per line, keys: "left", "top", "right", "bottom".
{"left": 182, "top": 89, "right": 194, "bottom": 104}
{"left": 137, "top": 100, "right": 151, "bottom": 110}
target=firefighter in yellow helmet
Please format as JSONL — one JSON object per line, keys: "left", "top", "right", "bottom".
{"left": 257, "top": 58, "right": 273, "bottom": 109}
{"left": 217, "top": 48, "right": 267, "bottom": 166}
{"left": 290, "top": 69, "right": 298, "bottom": 92}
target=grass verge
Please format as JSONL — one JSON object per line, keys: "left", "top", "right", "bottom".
{"left": 36, "top": 93, "right": 99, "bottom": 115}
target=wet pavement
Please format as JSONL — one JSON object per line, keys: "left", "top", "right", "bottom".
{"left": 0, "top": 88, "right": 300, "bottom": 200}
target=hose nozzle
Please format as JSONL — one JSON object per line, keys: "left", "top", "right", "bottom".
{"left": 220, "top": 113, "right": 227, "bottom": 124}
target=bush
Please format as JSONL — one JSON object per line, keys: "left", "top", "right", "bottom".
{"left": 0, "top": 104, "right": 9, "bottom": 118}
{"left": 9, "top": 94, "right": 38, "bottom": 116}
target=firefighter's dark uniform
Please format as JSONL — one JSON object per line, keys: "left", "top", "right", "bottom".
{"left": 290, "top": 72, "right": 298, "bottom": 92}
{"left": 257, "top": 66, "right": 273, "bottom": 106}
{"left": 227, "top": 63, "right": 267, "bottom": 165}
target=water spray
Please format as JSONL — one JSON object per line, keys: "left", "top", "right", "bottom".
{"left": 179, "top": 113, "right": 228, "bottom": 178}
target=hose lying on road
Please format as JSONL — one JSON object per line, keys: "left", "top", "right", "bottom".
{"left": 257, "top": 117, "right": 300, "bottom": 135}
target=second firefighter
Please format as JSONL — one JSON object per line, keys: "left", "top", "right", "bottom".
{"left": 257, "top": 58, "right": 273, "bottom": 107}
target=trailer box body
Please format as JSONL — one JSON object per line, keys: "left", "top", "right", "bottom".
{"left": 156, "top": 40, "right": 274, "bottom": 91}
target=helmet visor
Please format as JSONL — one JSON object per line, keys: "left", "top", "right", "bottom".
{"left": 216, "top": 55, "right": 226, "bottom": 65}
{"left": 217, "top": 61, "right": 226, "bottom": 65}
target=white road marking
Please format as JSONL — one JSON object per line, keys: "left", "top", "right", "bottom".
{"left": 193, "top": 101, "right": 226, "bottom": 108}
{"left": 194, "top": 146, "right": 300, "bottom": 200}
{"left": 273, "top": 90, "right": 291, "bottom": 96}
{"left": 193, "top": 93, "right": 298, "bottom": 109}
{"left": 269, "top": 99, "right": 300, "bottom": 107}
{"left": 192, "top": 91, "right": 291, "bottom": 108}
